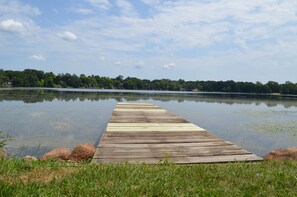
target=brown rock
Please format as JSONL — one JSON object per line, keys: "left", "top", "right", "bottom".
{"left": 264, "top": 147, "right": 297, "bottom": 161}
{"left": 24, "top": 155, "right": 38, "bottom": 161}
{"left": 40, "top": 147, "right": 71, "bottom": 161}
{"left": 69, "top": 143, "right": 95, "bottom": 162}
{"left": 0, "top": 148, "right": 8, "bottom": 158}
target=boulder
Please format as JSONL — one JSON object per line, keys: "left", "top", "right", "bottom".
{"left": 23, "top": 155, "right": 38, "bottom": 161}
{"left": 40, "top": 147, "right": 71, "bottom": 161}
{"left": 0, "top": 148, "right": 8, "bottom": 158}
{"left": 264, "top": 147, "right": 297, "bottom": 161}
{"left": 69, "top": 143, "right": 95, "bottom": 162}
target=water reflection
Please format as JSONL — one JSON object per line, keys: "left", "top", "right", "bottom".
{"left": 0, "top": 88, "right": 296, "bottom": 158}
{"left": 1, "top": 88, "right": 297, "bottom": 108}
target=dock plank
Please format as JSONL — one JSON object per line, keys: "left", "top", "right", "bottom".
{"left": 93, "top": 150, "right": 252, "bottom": 159}
{"left": 92, "top": 102, "right": 262, "bottom": 164}
{"left": 104, "top": 131, "right": 219, "bottom": 137}
{"left": 94, "top": 154, "right": 262, "bottom": 164}
{"left": 98, "top": 141, "right": 235, "bottom": 148}
{"left": 109, "top": 119, "right": 189, "bottom": 123}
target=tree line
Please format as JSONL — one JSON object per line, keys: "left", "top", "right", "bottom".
{"left": 1, "top": 89, "right": 297, "bottom": 108}
{"left": 1, "top": 69, "right": 297, "bottom": 95}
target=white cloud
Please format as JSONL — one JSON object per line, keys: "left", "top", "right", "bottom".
{"left": 141, "top": 0, "right": 160, "bottom": 7}
{"left": 71, "top": 0, "right": 297, "bottom": 53}
{"left": 31, "top": 54, "right": 46, "bottom": 61}
{"left": 0, "top": 1, "right": 42, "bottom": 37}
{"left": 58, "top": 31, "right": 78, "bottom": 41}
{"left": 1, "top": 0, "right": 297, "bottom": 82}
{"left": 163, "top": 62, "right": 176, "bottom": 69}
{"left": 71, "top": 8, "right": 94, "bottom": 15}
{"left": 100, "top": 56, "right": 105, "bottom": 61}
{"left": 134, "top": 60, "right": 144, "bottom": 69}
{"left": 0, "top": 19, "right": 25, "bottom": 33}
{"left": 0, "top": 0, "right": 41, "bottom": 16}
{"left": 85, "top": 0, "right": 111, "bottom": 10}
{"left": 116, "top": 0, "right": 138, "bottom": 17}
{"left": 114, "top": 61, "right": 121, "bottom": 65}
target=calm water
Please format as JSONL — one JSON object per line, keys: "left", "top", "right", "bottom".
{"left": 0, "top": 88, "right": 296, "bottom": 157}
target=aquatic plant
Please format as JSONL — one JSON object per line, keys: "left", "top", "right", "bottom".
{"left": 0, "top": 130, "right": 12, "bottom": 149}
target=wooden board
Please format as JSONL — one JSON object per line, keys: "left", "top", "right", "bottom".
{"left": 106, "top": 123, "right": 206, "bottom": 132}
{"left": 107, "top": 123, "right": 199, "bottom": 127}
{"left": 93, "top": 149, "right": 252, "bottom": 159}
{"left": 98, "top": 141, "right": 235, "bottom": 148}
{"left": 92, "top": 102, "right": 262, "bottom": 164}
{"left": 104, "top": 131, "right": 218, "bottom": 137}
{"left": 117, "top": 102, "right": 154, "bottom": 105}
{"left": 109, "top": 119, "right": 189, "bottom": 123}
{"left": 93, "top": 154, "right": 262, "bottom": 164}
{"left": 112, "top": 112, "right": 175, "bottom": 116}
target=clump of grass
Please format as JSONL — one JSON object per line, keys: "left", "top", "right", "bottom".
{"left": 0, "top": 130, "right": 12, "bottom": 149}
{"left": 0, "top": 159, "right": 296, "bottom": 196}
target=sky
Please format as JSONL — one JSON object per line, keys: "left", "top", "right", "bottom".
{"left": 0, "top": 0, "right": 297, "bottom": 83}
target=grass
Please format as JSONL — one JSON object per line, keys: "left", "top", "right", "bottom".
{"left": 0, "top": 130, "right": 12, "bottom": 150}
{"left": 0, "top": 159, "right": 296, "bottom": 196}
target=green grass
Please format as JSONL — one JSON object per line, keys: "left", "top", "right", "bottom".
{"left": 0, "top": 158, "right": 296, "bottom": 196}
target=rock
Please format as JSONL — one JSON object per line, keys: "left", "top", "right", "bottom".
{"left": 40, "top": 147, "right": 71, "bottom": 161}
{"left": 69, "top": 143, "right": 95, "bottom": 162}
{"left": 23, "top": 155, "right": 38, "bottom": 161}
{"left": 264, "top": 147, "right": 297, "bottom": 161}
{"left": 0, "top": 148, "right": 8, "bottom": 158}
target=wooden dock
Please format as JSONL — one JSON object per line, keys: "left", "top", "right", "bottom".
{"left": 92, "top": 102, "right": 262, "bottom": 164}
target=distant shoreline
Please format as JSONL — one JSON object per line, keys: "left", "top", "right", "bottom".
{"left": 1, "top": 87, "right": 297, "bottom": 98}
{"left": 1, "top": 69, "right": 297, "bottom": 96}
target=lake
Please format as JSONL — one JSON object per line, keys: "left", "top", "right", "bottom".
{"left": 0, "top": 88, "right": 296, "bottom": 158}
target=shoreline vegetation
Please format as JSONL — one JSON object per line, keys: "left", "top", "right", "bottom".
{"left": 1, "top": 69, "right": 297, "bottom": 95}
{"left": 1, "top": 131, "right": 297, "bottom": 195}
{"left": 0, "top": 158, "right": 296, "bottom": 196}
{"left": 1, "top": 132, "right": 297, "bottom": 196}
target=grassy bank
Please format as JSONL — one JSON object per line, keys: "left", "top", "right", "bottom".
{"left": 0, "top": 158, "right": 296, "bottom": 196}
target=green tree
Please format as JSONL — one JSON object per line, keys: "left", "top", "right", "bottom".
{"left": 266, "top": 81, "right": 280, "bottom": 93}
{"left": 44, "top": 72, "right": 56, "bottom": 87}
{"left": 280, "top": 81, "right": 296, "bottom": 94}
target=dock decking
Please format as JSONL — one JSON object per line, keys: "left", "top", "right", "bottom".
{"left": 92, "top": 102, "right": 262, "bottom": 164}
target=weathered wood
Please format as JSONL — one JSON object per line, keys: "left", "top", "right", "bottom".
{"left": 103, "top": 134, "right": 218, "bottom": 139}
{"left": 104, "top": 131, "right": 217, "bottom": 137}
{"left": 107, "top": 123, "right": 199, "bottom": 127}
{"left": 112, "top": 112, "right": 175, "bottom": 116}
{"left": 97, "top": 144, "right": 240, "bottom": 150}
{"left": 114, "top": 108, "right": 166, "bottom": 113}
{"left": 110, "top": 116, "right": 184, "bottom": 119}
{"left": 95, "top": 145, "right": 247, "bottom": 155}
{"left": 94, "top": 150, "right": 252, "bottom": 159}
{"left": 109, "top": 118, "right": 189, "bottom": 123}
{"left": 100, "top": 138, "right": 221, "bottom": 144}
{"left": 92, "top": 102, "right": 262, "bottom": 164}
{"left": 106, "top": 127, "right": 206, "bottom": 132}
{"left": 117, "top": 102, "right": 154, "bottom": 105}
{"left": 98, "top": 141, "right": 234, "bottom": 148}
{"left": 93, "top": 154, "right": 262, "bottom": 164}
{"left": 101, "top": 133, "right": 221, "bottom": 142}
{"left": 116, "top": 106, "right": 162, "bottom": 109}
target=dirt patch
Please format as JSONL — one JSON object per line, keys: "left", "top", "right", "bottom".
{"left": 2, "top": 167, "right": 78, "bottom": 184}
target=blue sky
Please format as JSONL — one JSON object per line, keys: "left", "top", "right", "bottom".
{"left": 0, "top": 0, "right": 297, "bottom": 83}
